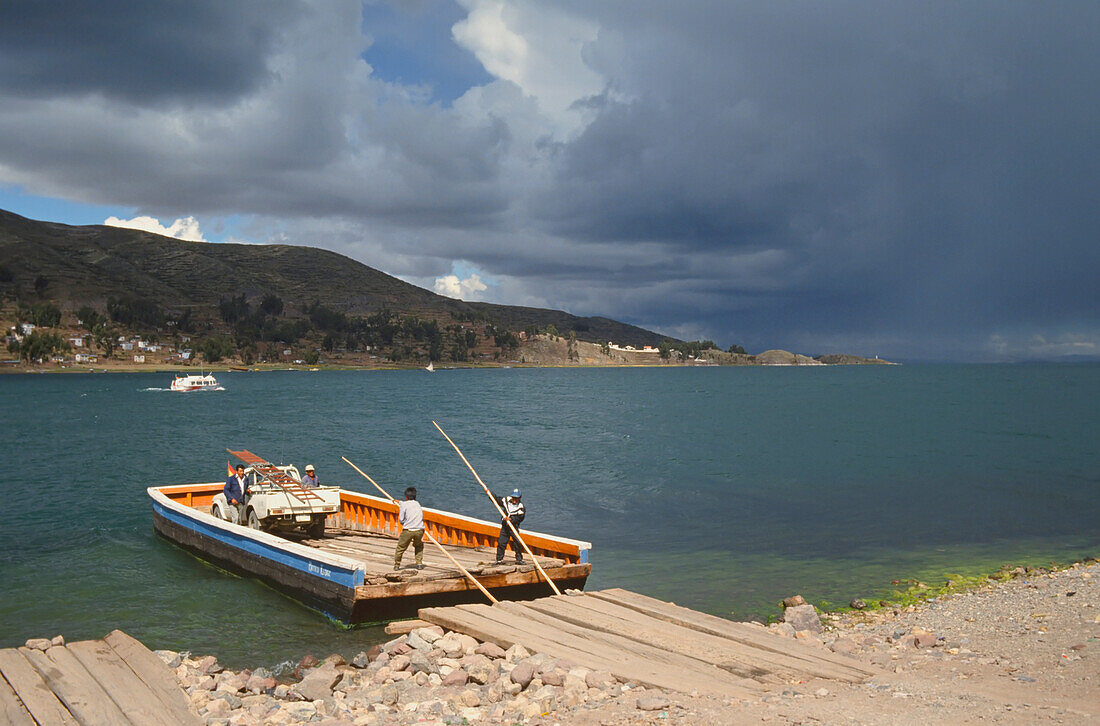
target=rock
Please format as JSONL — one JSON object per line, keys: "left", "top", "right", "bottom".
{"left": 381, "top": 684, "right": 399, "bottom": 706}
{"left": 293, "top": 654, "right": 319, "bottom": 679}
{"left": 291, "top": 662, "right": 340, "bottom": 702}
{"left": 461, "top": 689, "right": 481, "bottom": 707}
{"left": 215, "top": 672, "right": 244, "bottom": 692}
{"left": 50, "top": 635, "right": 65, "bottom": 647}
{"left": 408, "top": 651, "right": 437, "bottom": 675}
{"left": 321, "top": 653, "right": 347, "bottom": 667}
{"left": 781, "top": 604, "right": 823, "bottom": 634}
{"left": 405, "top": 631, "right": 433, "bottom": 652}
{"left": 475, "top": 642, "right": 507, "bottom": 659}
{"left": 197, "top": 675, "right": 216, "bottom": 691}
{"left": 204, "top": 697, "right": 231, "bottom": 717}
{"left": 782, "top": 595, "right": 807, "bottom": 608}
{"left": 411, "top": 626, "right": 444, "bottom": 643}
{"left": 245, "top": 674, "right": 275, "bottom": 693}
{"left": 382, "top": 636, "right": 406, "bottom": 654}
{"left": 541, "top": 669, "right": 564, "bottom": 686}
{"left": 155, "top": 650, "right": 182, "bottom": 668}
{"left": 504, "top": 643, "right": 531, "bottom": 662}
{"left": 453, "top": 633, "right": 480, "bottom": 655}
{"left": 585, "top": 670, "right": 617, "bottom": 689}
{"left": 510, "top": 661, "right": 536, "bottom": 688}
{"left": 466, "top": 656, "right": 497, "bottom": 685}
{"left": 443, "top": 668, "right": 469, "bottom": 687}
{"left": 772, "top": 622, "right": 797, "bottom": 638}
{"left": 414, "top": 671, "right": 429, "bottom": 686}
{"left": 351, "top": 651, "right": 372, "bottom": 668}
{"left": 637, "top": 695, "right": 670, "bottom": 711}
{"left": 850, "top": 598, "right": 866, "bottom": 610}
{"left": 828, "top": 637, "right": 861, "bottom": 655}
{"left": 195, "top": 655, "right": 223, "bottom": 674}
{"left": 389, "top": 654, "right": 411, "bottom": 672}
{"left": 435, "top": 636, "right": 464, "bottom": 658}
{"left": 283, "top": 701, "right": 317, "bottom": 721}
{"left": 815, "top": 688, "right": 830, "bottom": 697}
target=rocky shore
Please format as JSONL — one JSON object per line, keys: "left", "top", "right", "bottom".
{"left": 22, "top": 560, "right": 1097, "bottom": 724}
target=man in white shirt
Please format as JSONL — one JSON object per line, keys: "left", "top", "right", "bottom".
{"left": 394, "top": 486, "right": 425, "bottom": 570}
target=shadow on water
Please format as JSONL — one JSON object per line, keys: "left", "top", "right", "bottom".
{"left": 1, "top": 364, "right": 1097, "bottom": 665}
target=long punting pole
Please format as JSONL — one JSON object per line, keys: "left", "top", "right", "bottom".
{"left": 431, "top": 421, "right": 562, "bottom": 596}
{"left": 341, "top": 456, "right": 498, "bottom": 605}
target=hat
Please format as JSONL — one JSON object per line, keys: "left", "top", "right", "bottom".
{"left": 305, "top": 464, "right": 315, "bottom": 472}
{"left": 510, "top": 488, "right": 522, "bottom": 498}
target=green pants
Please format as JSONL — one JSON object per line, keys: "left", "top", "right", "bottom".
{"left": 394, "top": 528, "right": 424, "bottom": 567}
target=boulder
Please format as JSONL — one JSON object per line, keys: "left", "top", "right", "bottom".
{"left": 50, "top": 635, "right": 65, "bottom": 647}
{"left": 540, "top": 669, "right": 564, "bottom": 686}
{"left": 637, "top": 695, "right": 670, "bottom": 711}
{"left": 443, "top": 668, "right": 469, "bottom": 687}
{"left": 290, "top": 662, "right": 340, "bottom": 702}
{"left": 389, "top": 654, "right": 411, "bottom": 672}
{"left": 780, "top": 604, "right": 823, "bottom": 634}
{"left": 510, "top": 661, "right": 536, "bottom": 689}
{"left": 460, "top": 689, "right": 480, "bottom": 707}
{"left": 850, "top": 598, "right": 866, "bottom": 610}
{"left": 24, "top": 638, "right": 52, "bottom": 651}
{"left": 435, "top": 636, "right": 464, "bottom": 658}
{"left": 155, "top": 650, "right": 182, "bottom": 669}
{"left": 408, "top": 651, "right": 438, "bottom": 675}
{"left": 405, "top": 632, "right": 432, "bottom": 652}
{"left": 781, "top": 595, "right": 807, "bottom": 608}
{"left": 475, "top": 642, "right": 507, "bottom": 659}
{"left": 585, "top": 670, "right": 617, "bottom": 689}
{"left": 504, "top": 643, "right": 531, "bottom": 662}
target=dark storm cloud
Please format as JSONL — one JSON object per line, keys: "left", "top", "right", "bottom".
{"left": 0, "top": 1, "right": 298, "bottom": 104}
{"left": 0, "top": 1, "right": 1096, "bottom": 360}
{"left": 524, "top": 1, "right": 1100, "bottom": 357}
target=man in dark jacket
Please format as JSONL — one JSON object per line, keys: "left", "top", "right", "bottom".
{"left": 224, "top": 464, "right": 248, "bottom": 524}
{"left": 494, "top": 488, "right": 526, "bottom": 564}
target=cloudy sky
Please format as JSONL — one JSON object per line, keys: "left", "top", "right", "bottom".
{"left": 1, "top": 1, "right": 1096, "bottom": 361}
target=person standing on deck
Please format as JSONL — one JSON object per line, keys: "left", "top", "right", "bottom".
{"left": 301, "top": 464, "right": 319, "bottom": 488}
{"left": 224, "top": 464, "right": 248, "bottom": 524}
{"left": 494, "top": 488, "right": 526, "bottom": 564}
{"left": 394, "top": 487, "right": 425, "bottom": 570}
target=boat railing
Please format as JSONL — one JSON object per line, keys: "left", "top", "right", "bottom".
{"left": 336, "top": 489, "right": 590, "bottom": 564}
{"left": 154, "top": 483, "right": 591, "bottom": 564}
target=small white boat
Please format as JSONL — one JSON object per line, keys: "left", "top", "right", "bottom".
{"left": 170, "top": 372, "right": 219, "bottom": 392}
{"left": 426, "top": 361, "right": 435, "bottom": 372}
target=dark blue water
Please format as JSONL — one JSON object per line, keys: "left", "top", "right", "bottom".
{"left": 1, "top": 365, "right": 1097, "bottom": 668}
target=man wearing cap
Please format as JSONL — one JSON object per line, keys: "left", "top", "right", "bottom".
{"left": 224, "top": 464, "right": 248, "bottom": 524}
{"left": 494, "top": 488, "right": 526, "bottom": 564}
{"left": 301, "top": 464, "right": 319, "bottom": 489}
{"left": 394, "top": 487, "right": 425, "bottom": 570}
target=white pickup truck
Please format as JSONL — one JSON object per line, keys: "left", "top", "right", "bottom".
{"left": 211, "top": 464, "right": 341, "bottom": 537}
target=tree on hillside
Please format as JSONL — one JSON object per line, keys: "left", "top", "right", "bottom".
{"left": 728, "top": 343, "right": 746, "bottom": 354}
{"left": 200, "top": 336, "right": 235, "bottom": 363}
{"left": 92, "top": 322, "right": 117, "bottom": 357}
{"left": 15, "top": 330, "right": 69, "bottom": 362}
{"left": 260, "top": 293, "right": 284, "bottom": 316}
{"left": 19, "top": 302, "right": 62, "bottom": 328}
{"left": 658, "top": 339, "right": 672, "bottom": 360}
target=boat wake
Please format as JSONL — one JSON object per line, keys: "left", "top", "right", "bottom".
{"left": 143, "top": 386, "right": 226, "bottom": 392}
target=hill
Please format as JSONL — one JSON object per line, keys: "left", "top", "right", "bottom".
{"left": 0, "top": 209, "right": 668, "bottom": 363}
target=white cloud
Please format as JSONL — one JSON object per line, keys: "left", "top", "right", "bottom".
{"left": 434, "top": 273, "right": 488, "bottom": 299}
{"left": 453, "top": 0, "right": 603, "bottom": 136}
{"left": 104, "top": 215, "right": 206, "bottom": 242}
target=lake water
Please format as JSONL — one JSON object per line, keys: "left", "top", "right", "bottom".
{"left": 1, "top": 364, "right": 1097, "bottom": 669}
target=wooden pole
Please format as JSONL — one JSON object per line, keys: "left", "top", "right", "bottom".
{"left": 341, "top": 456, "right": 498, "bottom": 604}
{"left": 431, "top": 420, "right": 562, "bottom": 596}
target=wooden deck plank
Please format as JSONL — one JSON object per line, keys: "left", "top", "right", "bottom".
{"left": 537, "top": 595, "right": 866, "bottom": 683}
{"left": 103, "top": 631, "right": 201, "bottom": 726}
{"left": 423, "top": 603, "right": 756, "bottom": 697}
{"left": 19, "top": 645, "right": 131, "bottom": 726}
{"left": 67, "top": 639, "right": 177, "bottom": 726}
{"left": 521, "top": 596, "right": 787, "bottom": 683}
{"left": 0, "top": 648, "right": 79, "bottom": 726}
{"left": 588, "top": 589, "right": 876, "bottom": 678}
{"left": 0, "top": 666, "right": 37, "bottom": 726}
{"left": 494, "top": 601, "right": 765, "bottom": 693}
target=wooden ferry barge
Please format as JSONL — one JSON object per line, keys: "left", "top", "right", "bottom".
{"left": 148, "top": 483, "right": 592, "bottom": 624}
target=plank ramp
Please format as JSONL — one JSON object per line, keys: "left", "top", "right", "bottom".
{"left": 0, "top": 631, "right": 200, "bottom": 726}
{"left": 419, "top": 588, "right": 877, "bottom": 698}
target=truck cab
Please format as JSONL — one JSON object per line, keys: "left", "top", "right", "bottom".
{"left": 211, "top": 464, "right": 341, "bottom": 537}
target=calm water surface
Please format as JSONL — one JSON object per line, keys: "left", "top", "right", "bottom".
{"left": 1, "top": 364, "right": 1097, "bottom": 668}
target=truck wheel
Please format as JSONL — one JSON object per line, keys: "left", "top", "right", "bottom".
{"left": 307, "top": 516, "right": 326, "bottom": 538}
{"left": 247, "top": 508, "right": 263, "bottom": 531}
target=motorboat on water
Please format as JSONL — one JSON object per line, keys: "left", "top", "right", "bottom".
{"left": 170, "top": 372, "right": 219, "bottom": 392}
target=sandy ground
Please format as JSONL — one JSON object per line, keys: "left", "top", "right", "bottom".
{"left": 554, "top": 561, "right": 1098, "bottom": 725}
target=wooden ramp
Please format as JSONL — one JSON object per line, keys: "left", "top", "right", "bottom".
{"left": 419, "top": 588, "right": 878, "bottom": 698}
{"left": 0, "top": 630, "right": 200, "bottom": 726}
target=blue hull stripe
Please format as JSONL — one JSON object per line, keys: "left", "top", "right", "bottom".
{"left": 153, "top": 500, "right": 364, "bottom": 589}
